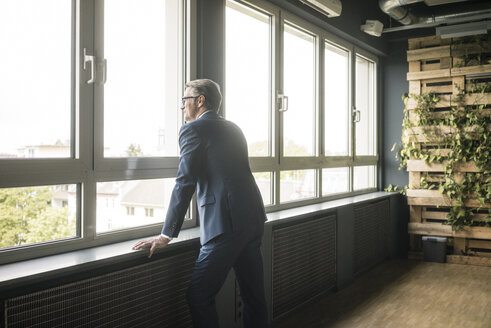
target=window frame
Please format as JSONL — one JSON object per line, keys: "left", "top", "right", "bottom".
{"left": 1, "top": 0, "right": 379, "bottom": 264}
{"left": 228, "top": 0, "right": 379, "bottom": 212}
{"left": 0, "top": 0, "right": 197, "bottom": 265}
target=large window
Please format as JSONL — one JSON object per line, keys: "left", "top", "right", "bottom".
{"left": 283, "top": 24, "right": 316, "bottom": 157}
{"left": 226, "top": 0, "right": 378, "bottom": 210}
{"left": 0, "top": 185, "right": 77, "bottom": 249}
{"left": 0, "top": 0, "right": 72, "bottom": 159}
{"left": 103, "top": 0, "right": 181, "bottom": 158}
{"left": 225, "top": 1, "right": 272, "bottom": 157}
{"left": 1, "top": 0, "right": 378, "bottom": 263}
{"left": 355, "top": 55, "right": 377, "bottom": 157}
{"left": 325, "top": 42, "right": 350, "bottom": 157}
{"left": 0, "top": 0, "right": 192, "bottom": 264}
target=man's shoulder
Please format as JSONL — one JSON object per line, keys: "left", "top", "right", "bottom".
{"left": 180, "top": 114, "right": 242, "bottom": 137}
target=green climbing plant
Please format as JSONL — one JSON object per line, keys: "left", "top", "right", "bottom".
{"left": 387, "top": 80, "right": 491, "bottom": 230}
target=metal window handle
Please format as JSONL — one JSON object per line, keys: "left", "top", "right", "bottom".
{"left": 353, "top": 107, "right": 361, "bottom": 123}
{"left": 278, "top": 94, "right": 289, "bottom": 112}
{"left": 83, "top": 48, "right": 96, "bottom": 84}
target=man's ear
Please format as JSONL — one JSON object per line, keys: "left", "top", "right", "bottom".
{"left": 198, "top": 95, "right": 206, "bottom": 108}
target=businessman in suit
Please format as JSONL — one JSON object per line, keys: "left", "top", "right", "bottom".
{"left": 133, "top": 79, "right": 269, "bottom": 328}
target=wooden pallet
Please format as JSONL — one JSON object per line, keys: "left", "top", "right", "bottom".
{"left": 405, "top": 35, "right": 491, "bottom": 264}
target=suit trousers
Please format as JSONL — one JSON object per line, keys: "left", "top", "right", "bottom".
{"left": 186, "top": 223, "right": 269, "bottom": 328}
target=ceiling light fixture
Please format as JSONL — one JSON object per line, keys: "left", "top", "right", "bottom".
{"left": 435, "top": 20, "right": 491, "bottom": 38}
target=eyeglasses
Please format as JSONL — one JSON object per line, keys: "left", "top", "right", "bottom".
{"left": 181, "top": 95, "right": 200, "bottom": 106}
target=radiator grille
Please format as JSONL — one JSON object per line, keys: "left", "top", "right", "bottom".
{"left": 5, "top": 249, "right": 198, "bottom": 328}
{"left": 353, "top": 200, "right": 390, "bottom": 275}
{"left": 272, "top": 215, "right": 336, "bottom": 319}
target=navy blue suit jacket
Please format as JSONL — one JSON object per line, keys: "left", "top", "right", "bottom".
{"left": 162, "top": 111, "right": 267, "bottom": 245}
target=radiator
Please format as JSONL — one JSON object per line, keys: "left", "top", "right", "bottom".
{"left": 353, "top": 199, "right": 390, "bottom": 275}
{"left": 272, "top": 215, "right": 336, "bottom": 320}
{"left": 4, "top": 249, "right": 198, "bottom": 328}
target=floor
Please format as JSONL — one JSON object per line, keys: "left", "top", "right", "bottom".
{"left": 275, "top": 259, "right": 491, "bottom": 328}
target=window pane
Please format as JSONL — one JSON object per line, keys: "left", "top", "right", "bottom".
{"left": 280, "top": 169, "right": 316, "bottom": 203}
{"left": 322, "top": 167, "right": 349, "bottom": 195}
{"left": 96, "top": 178, "right": 180, "bottom": 233}
{"left": 283, "top": 24, "right": 316, "bottom": 156}
{"left": 104, "top": 0, "right": 181, "bottom": 157}
{"left": 355, "top": 55, "right": 376, "bottom": 156}
{"left": 325, "top": 42, "right": 349, "bottom": 156}
{"left": 0, "top": 0, "right": 72, "bottom": 158}
{"left": 226, "top": 1, "right": 271, "bottom": 157}
{"left": 253, "top": 172, "right": 272, "bottom": 206}
{"left": 0, "top": 184, "right": 77, "bottom": 249}
{"left": 353, "top": 165, "right": 376, "bottom": 190}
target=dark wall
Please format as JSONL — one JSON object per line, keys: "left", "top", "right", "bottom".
{"left": 269, "top": 0, "right": 390, "bottom": 56}
{"left": 197, "top": 0, "right": 225, "bottom": 93}
{"left": 382, "top": 39, "right": 409, "bottom": 189}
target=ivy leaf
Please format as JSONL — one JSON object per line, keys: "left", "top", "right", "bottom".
{"left": 438, "top": 185, "right": 445, "bottom": 194}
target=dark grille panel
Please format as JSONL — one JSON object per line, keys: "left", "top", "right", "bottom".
{"left": 353, "top": 200, "right": 390, "bottom": 275}
{"left": 272, "top": 215, "right": 336, "bottom": 319}
{"left": 5, "top": 249, "right": 198, "bottom": 328}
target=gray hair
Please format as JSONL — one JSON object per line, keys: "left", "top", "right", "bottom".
{"left": 186, "top": 79, "right": 222, "bottom": 113}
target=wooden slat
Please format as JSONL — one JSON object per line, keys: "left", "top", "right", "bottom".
{"left": 424, "top": 173, "right": 445, "bottom": 183}
{"left": 420, "top": 147, "right": 451, "bottom": 157}
{"left": 422, "top": 84, "right": 453, "bottom": 94}
{"left": 464, "top": 93, "right": 491, "bottom": 106}
{"left": 408, "top": 36, "right": 450, "bottom": 50}
{"left": 421, "top": 209, "right": 487, "bottom": 222}
{"left": 440, "top": 57, "right": 452, "bottom": 69}
{"left": 407, "top": 69, "right": 451, "bottom": 81}
{"left": 421, "top": 77, "right": 453, "bottom": 85}
{"left": 453, "top": 76, "right": 465, "bottom": 94}
{"left": 451, "top": 64, "right": 491, "bottom": 77}
{"left": 410, "top": 205, "right": 422, "bottom": 223}
{"left": 409, "top": 108, "right": 491, "bottom": 122}
{"left": 453, "top": 237, "right": 467, "bottom": 254}
{"left": 407, "top": 189, "right": 443, "bottom": 198}
{"left": 406, "top": 160, "right": 480, "bottom": 172}
{"left": 408, "top": 222, "right": 491, "bottom": 239}
{"left": 409, "top": 172, "right": 421, "bottom": 189}
{"left": 468, "top": 239, "right": 491, "bottom": 250}
{"left": 468, "top": 250, "right": 491, "bottom": 258}
{"left": 406, "top": 190, "right": 488, "bottom": 208}
{"left": 406, "top": 135, "right": 445, "bottom": 143}
{"left": 406, "top": 94, "right": 452, "bottom": 109}
{"left": 408, "top": 61, "right": 421, "bottom": 73}
{"left": 407, "top": 45, "right": 451, "bottom": 62}
{"left": 422, "top": 209, "right": 447, "bottom": 220}
{"left": 421, "top": 63, "right": 441, "bottom": 71}
{"left": 447, "top": 254, "right": 491, "bottom": 267}
{"left": 409, "top": 80, "right": 421, "bottom": 95}
{"left": 404, "top": 125, "right": 457, "bottom": 135}
{"left": 406, "top": 131, "right": 482, "bottom": 143}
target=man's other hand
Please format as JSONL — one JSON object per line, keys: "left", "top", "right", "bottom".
{"left": 132, "top": 235, "right": 171, "bottom": 258}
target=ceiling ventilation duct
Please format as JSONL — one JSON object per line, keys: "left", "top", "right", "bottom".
{"left": 360, "top": 0, "right": 491, "bottom": 35}
{"left": 299, "top": 0, "right": 342, "bottom": 17}
{"left": 379, "top": 0, "right": 424, "bottom": 25}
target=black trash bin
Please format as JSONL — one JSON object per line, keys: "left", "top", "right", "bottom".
{"left": 422, "top": 236, "right": 447, "bottom": 263}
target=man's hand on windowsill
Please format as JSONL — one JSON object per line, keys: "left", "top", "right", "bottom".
{"left": 132, "top": 235, "right": 171, "bottom": 258}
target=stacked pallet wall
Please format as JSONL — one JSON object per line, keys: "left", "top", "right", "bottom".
{"left": 405, "top": 35, "right": 491, "bottom": 265}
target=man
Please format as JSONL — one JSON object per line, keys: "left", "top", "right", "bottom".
{"left": 133, "top": 79, "right": 269, "bottom": 328}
